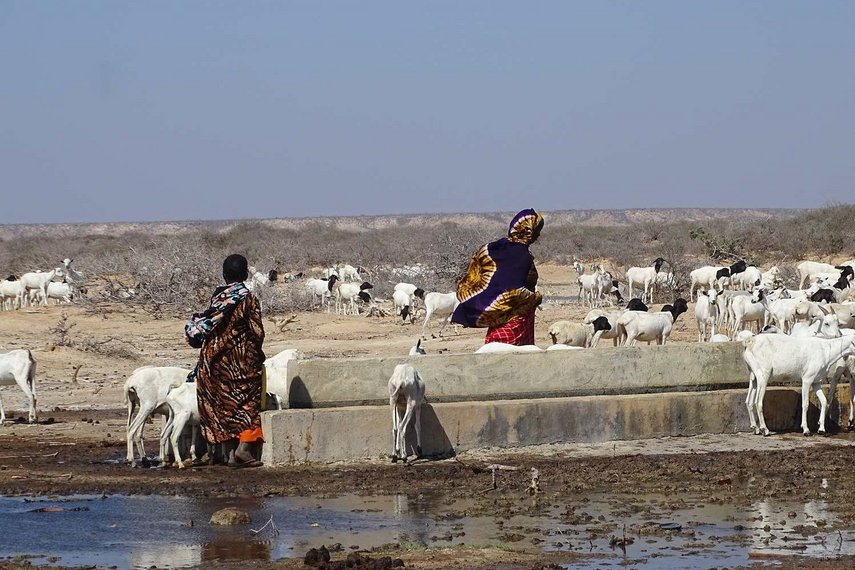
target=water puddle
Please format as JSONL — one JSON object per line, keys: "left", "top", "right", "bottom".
{"left": 1, "top": 492, "right": 853, "bottom": 569}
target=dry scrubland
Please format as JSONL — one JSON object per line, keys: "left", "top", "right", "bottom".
{"left": 1, "top": 205, "right": 853, "bottom": 318}
{"left": 3, "top": 206, "right": 855, "bottom": 569}
{"left": 1, "top": 205, "right": 855, "bottom": 413}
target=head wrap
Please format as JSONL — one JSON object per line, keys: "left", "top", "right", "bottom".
{"left": 507, "top": 209, "right": 544, "bottom": 245}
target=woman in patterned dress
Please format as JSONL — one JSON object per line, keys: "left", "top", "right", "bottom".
{"left": 451, "top": 209, "right": 544, "bottom": 345}
{"left": 185, "top": 254, "right": 266, "bottom": 467}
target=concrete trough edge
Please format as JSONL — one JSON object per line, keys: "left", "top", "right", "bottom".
{"left": 261, "top": 387, "right": 848, "bottom": 465}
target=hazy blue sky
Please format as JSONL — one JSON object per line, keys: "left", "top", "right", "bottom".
{"left": 2, "top": 1, "right": 853, "bottom": 224}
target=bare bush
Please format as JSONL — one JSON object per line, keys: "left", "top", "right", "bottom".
{"left": 45, "top": 312, "right": 137, "bottom": 359}
{"left": 4, "top": 206, "right": 854, "bottom": 316}
{"left": 47, "top": 313, "right": 76, "bottom": 347}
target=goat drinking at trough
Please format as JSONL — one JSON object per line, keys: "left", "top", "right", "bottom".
{"left": 263, "top": 348, "right": 305, "bottom": 409}
{"left": 124, "top": 366, "right": 190, "bottom": 465}
{"left": 388, "top": 341, "right": 426, "bottom": 463}
{"left": 160, "top": 382, "right": 201, "bottom": 468}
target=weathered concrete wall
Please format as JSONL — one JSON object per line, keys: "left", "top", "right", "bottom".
{"left": 287, "top": 343, "right": 747, "bottom": 408}
{"left": 262, "top": 387, "right": 824, "bottom": 464}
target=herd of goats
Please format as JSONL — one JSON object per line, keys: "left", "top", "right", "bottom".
{"left": 2, "top": 256, "right": 855, "bottom": 464}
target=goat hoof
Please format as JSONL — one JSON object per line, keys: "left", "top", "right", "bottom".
{"left": 803, "top": 431, "right": 811, "bottom": 437}
{"left": 821, "top": 431, "right": 830, "bottom": 437}
{"left": 762, "top": 429, "right": 770, "bottom": 437}
{"left": 753, "top": 428, "right": 761, "bottom": 436}
{"left": 391, "top": 455, "right": 399, "bottom": 464}
{"left": 848, "top": 423, "right": 854, "bottom": 432}
{"left": 401, "top": 456, "right": 409, "bottom": 464}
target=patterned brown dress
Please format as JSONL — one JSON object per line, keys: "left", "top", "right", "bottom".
{"left": 194, "top": 293, "right": 266, "bottom": 444}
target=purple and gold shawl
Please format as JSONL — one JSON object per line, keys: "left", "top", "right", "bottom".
{"left": 451, "top": 209, "right": 544, "bottom": 329}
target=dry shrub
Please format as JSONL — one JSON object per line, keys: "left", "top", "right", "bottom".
{"left": 4, "top": 206, "right": 854, "bottom": 316}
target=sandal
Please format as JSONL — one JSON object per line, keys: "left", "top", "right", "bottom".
{"left": 228, "top": 458, "right": 263, "bottom": 468}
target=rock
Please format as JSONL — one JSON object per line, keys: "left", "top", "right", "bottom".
{"left": 209, "top": 507, "right": 251, "bottom": 526}
{"left": 304, "top": 546, "right": 331, "bottom": 566}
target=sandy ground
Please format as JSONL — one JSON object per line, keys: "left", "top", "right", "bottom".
{"left": 3, "top": 263, "right": 855, "bottom": 569}
{"left": 0, "top": 264, "right": 701, "bottom": 414}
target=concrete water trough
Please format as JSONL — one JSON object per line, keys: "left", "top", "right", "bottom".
{"left": 261, "top": 343, "right": 848, "bottom": 464}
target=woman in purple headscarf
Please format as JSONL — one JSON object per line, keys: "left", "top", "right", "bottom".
{"left": 451, "top": 209, "right": 544, "bottom": 345}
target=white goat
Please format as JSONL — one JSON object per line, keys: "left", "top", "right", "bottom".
{"left": 547, "top": 317, "right": 612, "bottom": 348}
{"left": 0, "top": 350, "right": 37, "bottom": 423}
{"left": 743, "top": 334, "right": 855, "bottom": 436}
{"left": 61, "top": 258, "right": 86, "bottom": 296}
{"left": 753, "top": 288, "right": 804, "bottom": 334}
{"left": 305, "top": 277, "right": 335, "bottom": 310}
{"left": 339, "top": 264, "right": 363, "bottom": 282}
{"left": 618, "top": 299, "right": 688, "bottom": 346}
{"left": 124, "top": 366, "right": 189, "bottom": 466}
{"left": 20, "top": 267, "right": 64, "bottom": 307}
{"left": 625, "top": 258, "right": 665, "bottom": 304}
{"left": 160, "top": 382, "right": 200, "bottom": 468}
{"left": 790, "top": 314, "right": 842, "bottom": 339}
{"left": 584, "top": 309, "right": 626, "bottom": 347}
{"left": 415, "top": 291, "right": 459, "bottom": 338}
{"left": 731, "top": 265, "right": 762, "bottom": 291}
{"left": 689, "top": 266, "right": 729, "bottom": 301}
{"left": 824, "top": 303, "right": 855, "bottom": 328}
{"left": 695, "top": 288, "right": 720, "bottom": 342}
{"left": 0, "top": 278, "right": 24, "bottom": 310}
{"left": 388, "top": 341, "right": 426, "bottom": 463}
{"left": 760, "top": 266, "right": 781, "bottom": 289}
{"left": 335, "top": 281, "right": 373, "bottom": 315}
{"left": 394, "top": 282, "right": 419, "bottom": 297}
{"left": 392, "top": 289, "right": 414, "bottom": 323}
{"left": 718, "top": 289, "right": 751, "bottom": 332}
{"left": 263, "top": 348, "right": 304, "bottom": 409}
{"left": 577, "top": 265, "right": 613, "bottom": 307}
{"left": 245, "top": 266, "right": 270, "bottom": 291}
{"left": 797, "top": 261, "right": 840, "bottom": 289}
{"left": 46, "top": 282, "right": 73, "bottom": 305}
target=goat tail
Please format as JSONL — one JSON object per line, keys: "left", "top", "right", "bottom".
{"left": 124, "top": 384, "right": 137, "bottom": 428}
{"left": 26, "top": 350, "right": 36, "bottom": 398}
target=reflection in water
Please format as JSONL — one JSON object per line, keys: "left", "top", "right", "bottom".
{"left": 393, "top": 494, "right": 408, "bottom": 516}
{"left": 2, "top": 492, "right": 855, "bottom": 570}
{"left": 747, "top": 499, "right": 853, "bottom": 557}
{"left": 130, "top": 545, "right": 202, "bottom": 569}
{"left": 202, "top": 538, "right": 271, "bottom": 563}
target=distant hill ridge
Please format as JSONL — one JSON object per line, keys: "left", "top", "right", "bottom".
{"left": 0, "top": 208, "right": 800, "bottom": 239}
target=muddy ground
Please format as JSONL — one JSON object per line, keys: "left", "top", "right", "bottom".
{"left": 2, "top": 264, "right": 855, "bottom": 568}
{"left": 4, "top": 411, "right": 855, "bottom": 569}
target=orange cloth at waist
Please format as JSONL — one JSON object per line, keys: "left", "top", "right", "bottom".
{"left": 239, "top": 427, "right": 264, "bottom": 443}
